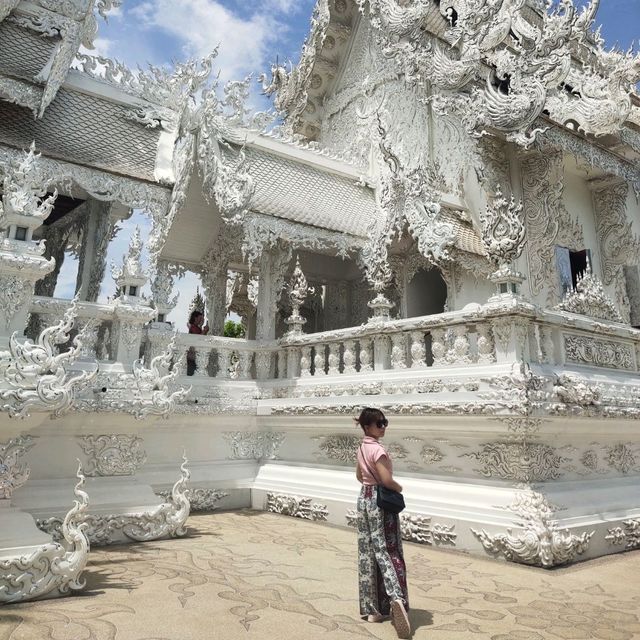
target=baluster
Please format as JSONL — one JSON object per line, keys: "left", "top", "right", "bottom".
{"left": 327, "top": 343, "right": 340, "bottom": 375}
{"left": 476, "top": 323, "right": 496, "bottom": 364}
{"left": 300, "top": 346, "right": 312, "bottom": 377}
{"left": 314, "top": 344, "right": 327, "bottom": 376}
{"left": 390, "top": 333, "right": 407, "bottom": 369}
{"left": 359, "top": 338, "right": 373, "bottom": 372}
{"left": 277, "top": 350, "right": 288, "bottom": 379}
{"left": 194, "top": 346, "right": 210, "bottom": 377}
{"left": 216, "top": 348, "right": 231, "bottom": 379}
{"left": 450, "top": 325, "right": 471, "bottom": 364}
{"left": 430, "top": 328, "right": 447, "bottom": 367}
{"left": 255, "top": 351, "right": 272, "bottom": 379}
{"left": 373, "top": 335, "right": 389, "bottom": 371}
{"left": 410, "top": 331, "right": 427, "bottom": 368}
{"left": 287, "top": 347, "right": 300, "bottom": 378}
{"left": 343, "top": 340, "right": 357, "bottom": 374}
{"left": 238, "top": 350, "right": 253, "bottom": 379}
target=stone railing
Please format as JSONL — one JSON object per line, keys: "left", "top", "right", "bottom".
{"left": 171, "top": 333, "right": 279, "bottom": 380}
{"left": 278, "top": 308, "right": 500, "bottom": 378}
{"left": 141, "top": 300, "right": 640, "bottom": 386}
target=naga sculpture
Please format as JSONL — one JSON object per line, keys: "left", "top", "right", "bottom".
{"left": 0, "top": 297, "right": 98, "bottom": 418}
{"left": 0, "top": 463, "right": 90, "bottom": 603}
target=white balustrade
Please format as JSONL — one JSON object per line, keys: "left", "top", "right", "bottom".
{"left": 359, "top": 338, "right": 373, "bottom": 372}
{"left": 390, "top": 333, "right": 407, "bottom": 369}
{"left": 313, "top": 345, "right": 327, "bottom": 376}
{"left": 327, "top": 343, "right": 340, "bottom": 376}
{"left": 343, "top": 340, "right": 357, "bottom": 374}
{"left": 409, "top": 331, "right": 427, "bottom": 368}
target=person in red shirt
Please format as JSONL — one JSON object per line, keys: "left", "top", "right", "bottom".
{"left": 186, "top": 310, "right": 209, "bottom": 375}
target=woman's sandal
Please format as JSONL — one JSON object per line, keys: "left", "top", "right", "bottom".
{"left": 367, "top": 613, "right": 385, "bottom": 623}
{"left": 391, "top": 599, "right": 411, "bottom": 639}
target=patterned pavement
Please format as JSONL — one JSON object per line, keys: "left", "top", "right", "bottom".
{"left": 2, "top": 511, "right": 640, "bottom": 640}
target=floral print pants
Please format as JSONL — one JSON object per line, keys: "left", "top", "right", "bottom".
{"left": 357, "top": 485, "right": 409, "bottom": 617}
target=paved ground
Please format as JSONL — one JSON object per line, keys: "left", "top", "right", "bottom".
{"left": 2, "top": 511, "right": 640, "bottom": 640}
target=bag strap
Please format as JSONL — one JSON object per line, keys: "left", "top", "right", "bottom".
{"left": 359, "top": 444, "right": 381, "bottom": 485}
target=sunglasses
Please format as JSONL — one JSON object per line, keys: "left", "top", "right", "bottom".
{"left": 375, "top": 419, "right": 388, "bottom": 429}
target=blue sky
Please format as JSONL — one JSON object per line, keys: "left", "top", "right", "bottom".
{"left": 56, "top": 0, "right": 639, "bottom": 327}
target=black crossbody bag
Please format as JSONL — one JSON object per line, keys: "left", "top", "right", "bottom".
{"left": 359, "top": 445, "right": 406, "bottom": 515}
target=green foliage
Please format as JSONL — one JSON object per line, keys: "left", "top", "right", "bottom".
{"left": 223, "top": 319, "right": 246, "bottom": 338}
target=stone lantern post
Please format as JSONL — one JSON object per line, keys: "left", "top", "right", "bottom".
{"left": 0, "top": 143, "right": 56, "bottom": 348}
{"left": 111, "top": 227, "right": 156, "bottom": 370}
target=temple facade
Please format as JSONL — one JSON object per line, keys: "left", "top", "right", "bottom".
{"left": 1, "top": 0, "right": 640, "bottom": 602}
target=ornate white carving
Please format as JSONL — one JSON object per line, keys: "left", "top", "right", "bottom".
{"left": 285, "top": 256, "right": 314, "bottom": 335}
{"left": 563, "top": 334, "right": 633, "bottom": 371}
{"left": 472, "top": 489, "right": 594, "bottom": 567}
{"left": 0, "top": 463, "right": 90, "bottom": 604}
{"left": 0, "top": 435, "right": 36, "bottom": 499}
{"left": 555, "top": 261, "right": 623, "bottom": 323}
{"left": 156, "top": 487, "right": 228, "bottom": 512}
{"left": 38, "top": 456, "right": 190, "bottom": 546}
{"left": 79, "top": 435, "right": 146, "bottom": 477}
{"left": 0, "top": 297, "right": 98, "bottom": 418}
{"left": 605, "top": 520, "right": 640, "bottom": 550}
{"left": 223, "top": 431, "right": 285, "bottom": 460}
{"left": 315, "top": 434, "right": 359, "bottom": 463}
{"left": 266, "top": 492, "right": 328, "bottom": 521}
{"left": 346, "top": 509, "right": 456, "bottom": 545}
{"left": 464, "top": 442, "right": 569, "bottom": 482}
{"left": 259, "top": 0, "right": 330, "bottom": 132}
{"left": 520, "top": 150, "right": 584, "bottom": 304}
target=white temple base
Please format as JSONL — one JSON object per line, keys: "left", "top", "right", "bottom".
{"left": 13, "top": 476, "right": 184, "bottom": 546}
{"left": 0, "top": 500, "right": 53, "bottom": 557}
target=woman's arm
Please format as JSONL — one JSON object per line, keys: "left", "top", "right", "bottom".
{"left": 375, "top": 458, "right": 403, "bottom": 493}
{"left": 356, "top": 462, "right": 363, "bottom": 484}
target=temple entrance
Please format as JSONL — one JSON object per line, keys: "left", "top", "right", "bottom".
{"left": 406, "top": 267, "right": 447, "bottom": 317}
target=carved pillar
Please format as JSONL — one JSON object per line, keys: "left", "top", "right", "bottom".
{"left": 343, "top": 340, "right": 357, "bottom": 374}
{"left": 201, "top": 265, "right": 228, "bottom": 337}
{"left": 151, "top": 260, "right": 180, "bottom": 324}
{"left": 491, "top": 317, "right": 529, "bottom": 364}
{"left": 255, "top": 244, "right": 292, "bottom": 341}
{"left": 75, "top": 200, "right": 119, "bottom": 302}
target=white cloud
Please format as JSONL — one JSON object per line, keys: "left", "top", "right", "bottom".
{"left": 131, "top": 0, "right": 284, "bottom": 81}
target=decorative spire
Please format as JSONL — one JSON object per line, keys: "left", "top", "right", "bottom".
{"left": 0, "top": 142, "right": 56, "bottom": 241}
{"left": 555, "top": 257, "right": 623, "bottom": 323}
{"left": 481, "top": 186, "right": 527, "bottom": 300}
{"left": 285, "top": 256, "right": 314, "bottom": 335}
{"left": 111, "top": 227, "right": 148, "bottom": 300}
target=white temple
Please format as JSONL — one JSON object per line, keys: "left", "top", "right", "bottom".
{"left": 1, "top": 0, "right": 640, "bottom": 602}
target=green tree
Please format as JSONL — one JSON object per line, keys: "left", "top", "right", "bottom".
{"left": 223, "top": 319, "right": 246, "bottom": 338}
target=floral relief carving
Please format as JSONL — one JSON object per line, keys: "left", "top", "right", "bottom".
{"left": 156, "top": 488, "right": 228, "bottom": 512}
{"left": 346, "top": 509, "right": 456, "bottom": 546}
{"left": 78, "top": 435, "right": 147, "bottom": 477}
{"left": 463, "top": 442, "right": 569, "bottom": 483}
{"left": 605, "top": 520, "right": 640, "bottom": 550}
{"left": 223, "top": 431, "right": 285, "bottom": 460}
{"left": 563, "top": 334, "right": 633, "bottom": 371}
{"left": 266, "top": 492, "right": 328, "bottom": 521}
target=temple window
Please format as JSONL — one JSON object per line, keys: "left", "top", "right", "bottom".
{"left": 129, "top": 285, "right": 138, "bottom": 297}
{"left": 555, "top": 246, "right": 591, "bottom": 295}
{"left": 14, "top": 226, "right": 27, "bottom": 241}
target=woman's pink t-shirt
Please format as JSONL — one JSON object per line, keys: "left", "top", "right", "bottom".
{"left": 357, "top": 435, "right": 392, "bottom": 485}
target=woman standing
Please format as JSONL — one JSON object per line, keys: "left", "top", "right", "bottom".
{"left": 355, "top": 407, "right": 410, "bottom": 638}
